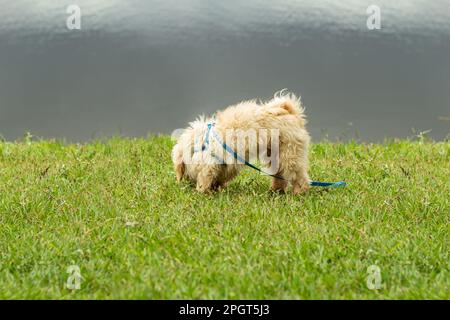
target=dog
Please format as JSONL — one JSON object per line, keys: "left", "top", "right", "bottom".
{"left": 172, "top": 91, "right": 311, "bottom": 194}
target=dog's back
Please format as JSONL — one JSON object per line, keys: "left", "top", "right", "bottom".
{"left": 216, "top": 93, "right": 306, "bottom": 132}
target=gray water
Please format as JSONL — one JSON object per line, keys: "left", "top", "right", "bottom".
{"left": 0, "top": 0, "right": 449, "bottom": 142}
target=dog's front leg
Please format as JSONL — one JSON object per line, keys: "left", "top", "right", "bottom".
{"left": 292, "top": 167, "right": 310, "bottom": 195}
{"left": 196, "top": 166, "right": 217, "bottom": 193}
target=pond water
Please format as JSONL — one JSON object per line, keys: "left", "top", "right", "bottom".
{"left": 0, "top": 0, "right": 449, "bottom": 141}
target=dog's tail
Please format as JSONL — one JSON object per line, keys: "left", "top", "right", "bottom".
{"left": 264, "top": 90, "right": 305, "bottom": 118}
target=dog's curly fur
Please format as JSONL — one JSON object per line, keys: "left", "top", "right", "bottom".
{"left": 172, "top": 91, "right": 311, "bottom": 194}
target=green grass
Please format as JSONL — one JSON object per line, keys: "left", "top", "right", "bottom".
{"left": 0, "top": 135, "right": 448, "bottom": 299}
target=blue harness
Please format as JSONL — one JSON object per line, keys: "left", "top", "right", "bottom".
{"left": 195, "top": 123, "right": 346, "bottom": 188}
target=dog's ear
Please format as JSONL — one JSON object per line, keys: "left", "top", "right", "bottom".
{"left": 172, "top": 144, "right": 185, "bottom": 182}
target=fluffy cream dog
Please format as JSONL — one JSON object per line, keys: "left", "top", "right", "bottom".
{"left": 172, "top": 91, "right": 310, "bottom": 194}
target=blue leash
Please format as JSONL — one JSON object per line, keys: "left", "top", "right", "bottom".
{"left": 196, "top": 123, "right": 346, "bottom": 188}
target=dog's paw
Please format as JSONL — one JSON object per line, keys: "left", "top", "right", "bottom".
{"left": 293, "top": 182, "right": 310, "bottom": 195}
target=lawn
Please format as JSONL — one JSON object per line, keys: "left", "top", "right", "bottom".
{"left": 0, "top": 135, "right": 448, "bottom": 299}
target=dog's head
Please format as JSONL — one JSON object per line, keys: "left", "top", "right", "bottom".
{"left": 172, "top": 116, "right": 212, "bottom": 184}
